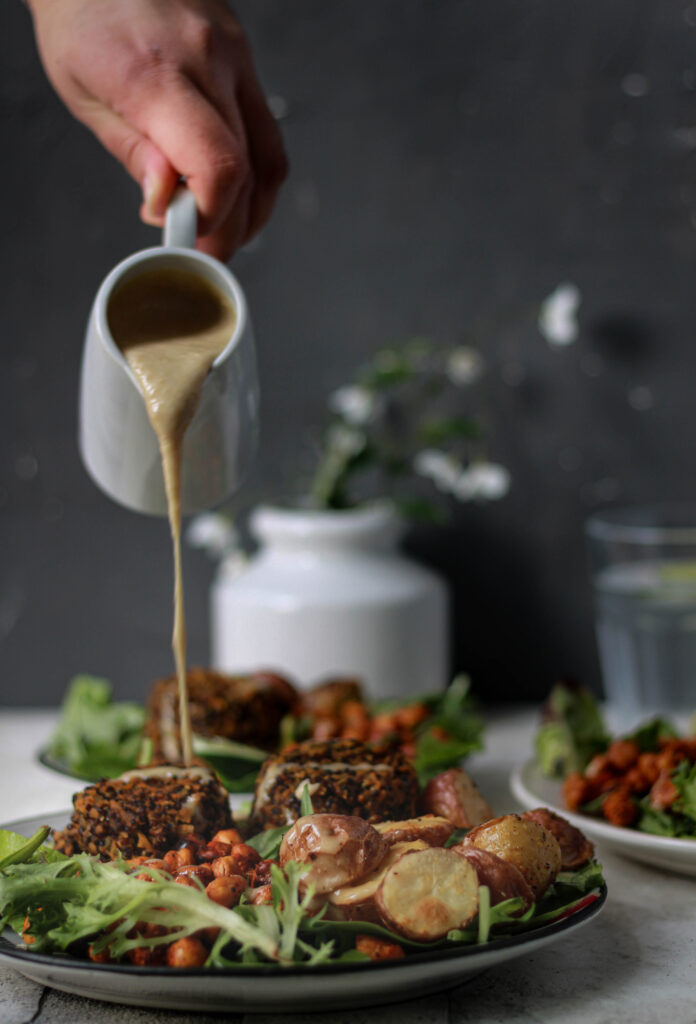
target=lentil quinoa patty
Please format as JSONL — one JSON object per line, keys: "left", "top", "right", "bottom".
{"left": 248, "top": 738, "right": 419, "bottom": 832}
{"left": 52, "top": 768, "right": 234, "bottom": 861}
{"left": 145, "top": 667, "right": 298, "bottom": 761}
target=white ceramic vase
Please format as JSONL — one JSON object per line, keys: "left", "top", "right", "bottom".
{"left": 211, "top": 504, "right": 449, "bottom": 699}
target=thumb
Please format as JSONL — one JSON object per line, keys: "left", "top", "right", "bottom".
{"left": 81, "top": 102, "right": 178, "bottom": 222}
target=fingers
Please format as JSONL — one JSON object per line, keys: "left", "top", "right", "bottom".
{"left": 54, "top": 13, "right": 288, "bottom": 261}
{"left": 187, "top": 42, "right": 287, "bottom": 258}
{"left": 122, "top": 71, "right": 249, "bottom": 238}
{"left": 195, "top": 178, "right": 253, "bottom": 260}
{"left": 74, "top": 97, "right": 179, "bottom": 221}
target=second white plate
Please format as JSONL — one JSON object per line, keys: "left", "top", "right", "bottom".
{"left": 511, "top": 760, "right": 696, "bottom": 876}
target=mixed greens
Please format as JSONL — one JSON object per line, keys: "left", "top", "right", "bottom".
{"left": 534, "top": 682, "right": 609, "bottom": 780}
{"left": 534, "top": 682, "right": 696, "bottom": 838}
{"left": 44, "top": 674, "right": 485, "bottom": 791}
{"left": 638, "top": 760, "right": 696, "bottom": 838}
{"left": 0, "top": 827, "right": 603, "bottom": 968}
{"left": 44, "top": 676, "right": 147, "bottom": 780}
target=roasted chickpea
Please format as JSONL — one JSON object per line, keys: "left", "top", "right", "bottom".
{"left": 197, "top": 840, "right": 233, "bottom": 863}
{"left": 394, "top": 703, "right": 429, "bottom": 731}
{"left": 164, "top": 847, "right": 195, "bottom": 872}
{"left": 166, "top": 937, "right": 208, "bottom": 968}
{"left": 355, "top": 934, "right": 405, "bottom": 960}
{"left": 250, "top": 884, "right": 273, "bottom": 905}
{"left": 88, "top": 942, "right": 113, "bottom": 963}
{"left": 127, "top": 945, "right": 167, "bottom": 966}
{"left": 175, "top": 864, "right": 214, "bottom": 886}
{"left": 211, "top": 855, "right": 238, "bottom": 878}
{"left": 205, "top": 875, "right": 247, "bottom": 908}
{"left": 250, "top": 859, "right": 275, "bottom": 887}
{"left": 212, "top": 828, "right": 243, "bottom": 846}
{"left": 227, "top": 843, "right": 261, "bottom": 876}
{"left": 175, "top": 874, "right": 203, "bottom": 890}
{"left": 340, "top": 724, "right": 369, "bottom": 741}
{"left": 341, "top": 701, "right": 370, "bottom": 726}
{"left": 370, "top": 712, "right": 398, "bottom": 735}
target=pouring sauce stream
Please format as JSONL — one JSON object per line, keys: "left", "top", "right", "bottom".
{"left": 108, "top": 267, "right": 236, "bottom": 764}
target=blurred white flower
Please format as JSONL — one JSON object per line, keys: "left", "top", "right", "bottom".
{"left": 186, "top": 513, "right": 239, "bottom": 559}
{"left": 413, "top": 449, "right": 463, "bottom": 492}
{"left": 446, "top": 347, "right": 484, "bottom": 386}
{"left": 538, "top": 283, "right": 581, "bottom": 346}
{"left": 328, "top": 386, "right": 377, "bottom": 425}
{"left": 454, "top": 462, "right": 511, "bottom": 501}
{"left": 326, "top": 424, "right": 367, "bottom": 458}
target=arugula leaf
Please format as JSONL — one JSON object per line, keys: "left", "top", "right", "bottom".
{"left": 554, "top": 860, "right": 605, "bottom": 893}
{"left": 0, "top": 828, "right": 59, "bottom": 871}
{"left": 46, "top": 675, "right": 145, "bottom": 780}
{"left": 299, "top": 783, "right": 315, "bottom": 817}
{"left": 413, "top": 675, "right": 485, "bottom": 783}
{"left": 246, "top": 826, "right": 289, "bottom": 859}
{"left": 535, "top": 682, "right": 609, "bottom": 779}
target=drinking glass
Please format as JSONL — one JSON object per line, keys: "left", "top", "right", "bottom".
{"left": 586, "top": 505, "right": 696, "bottom": 713}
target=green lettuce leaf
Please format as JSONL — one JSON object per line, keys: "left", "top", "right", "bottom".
{"left": 412, "top": 675, "right": 485, "bottom": 783}
{"left": 534, "top": 682, "right": 609, "bottom": 779}
{"left": 45, "top": 675, "right": 145, "bottom": 780}
{"left": 191, "top": 735, "right": 268, "bottom": 792}
{"left": 0, "top": 848, "right": 604, "bottom": 965}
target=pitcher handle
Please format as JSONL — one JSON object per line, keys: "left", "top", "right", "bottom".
{"left": 164, "top": 184, "right": 197, "bottom": 249}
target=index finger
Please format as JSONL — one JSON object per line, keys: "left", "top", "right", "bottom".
{"left": 123, "top": 70, "right": 250, "bottom": 235}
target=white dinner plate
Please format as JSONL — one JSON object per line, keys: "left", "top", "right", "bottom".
{"left": 0, "top": 812, "right": 606, "bottom": 1014}
{"left": 511, "top": 760, "right": 696, "bottom": 877}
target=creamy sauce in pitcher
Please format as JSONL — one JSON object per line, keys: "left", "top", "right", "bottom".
{"left": 108, "top": 267, "right": 236, "bottom": 765}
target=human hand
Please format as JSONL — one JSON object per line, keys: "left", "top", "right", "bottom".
{"left": 28, "top": 0, "right": 288, "bottom": 260}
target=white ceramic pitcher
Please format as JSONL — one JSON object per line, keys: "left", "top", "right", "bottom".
{"left": 78, "top": 187, "right": 258, "bottom": 516}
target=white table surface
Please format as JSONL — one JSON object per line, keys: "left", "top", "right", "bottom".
{"left": 0, "top": 706, "right": 693, "bottom": 1024}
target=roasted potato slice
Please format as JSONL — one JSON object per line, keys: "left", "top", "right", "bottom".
{"left": 329, "top": 840, "right": 429, "bottom": 920}
{"left": 452, "top": 846, "right": 534, "bottom": 913}
{"left": 374, "top": 815, "right": 454, "bottom": 847}
{"left": 461, "top": 814, "right": 561, "bottom": 899}
{"left": 280, "top": 814, "right": 387, "bottom": 894}
{"left": 375, "top": 847, "right": 479, "bottom": 941}
{"left": 521, "top": 808, "right": 594, "bottom": 870}
{"left": 421, "top": 768, "right": 494, "bottom": 828}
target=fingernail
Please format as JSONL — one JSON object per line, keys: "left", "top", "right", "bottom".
{"left": 143, "top": 173, "right": 162, "bottom": 218}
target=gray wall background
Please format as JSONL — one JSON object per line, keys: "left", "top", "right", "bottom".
{"left": 2, "top": 0, "right": 695, "bottom": 707}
